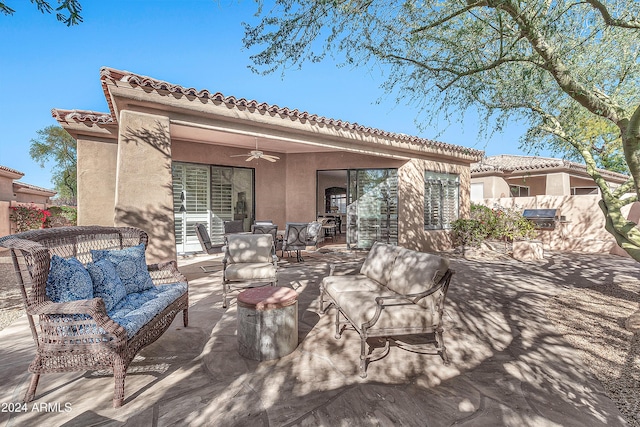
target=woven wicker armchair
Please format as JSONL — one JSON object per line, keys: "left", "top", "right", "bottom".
{"left": 0, "top": 226, "right": 188, "bottom": 408}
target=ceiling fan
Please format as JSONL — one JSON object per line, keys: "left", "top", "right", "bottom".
{"left": 230, "top": 138, "right": 280, "bottom": 162}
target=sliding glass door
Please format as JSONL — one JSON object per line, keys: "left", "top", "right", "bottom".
{"left": 172, "top": 162, "right": 254, "bottom": 254}
{"left": 346, "top": 169, "right": 398, "bottom": 249}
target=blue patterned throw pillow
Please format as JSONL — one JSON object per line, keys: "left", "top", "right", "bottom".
{"left": 46, "top": 255, "right": 94, "bottom": 303}
{"left": 86, "top": 258, "right": 127, "bottom": 311}
{"left": 91, "top": 244, "right": 154, "bottom": 294}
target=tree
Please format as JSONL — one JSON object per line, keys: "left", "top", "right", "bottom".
{"left": 30, "top": 125, "right": 77, "bottom": 204}
{"left": 244, "top": 0, "right": 640, "bottom": 260}
{"left": 0, "top": 0, "right": 82, "bottom": 25}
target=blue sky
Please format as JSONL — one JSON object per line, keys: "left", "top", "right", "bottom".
{"left": 0, "top": 0, "right": 533, "bottom": 191}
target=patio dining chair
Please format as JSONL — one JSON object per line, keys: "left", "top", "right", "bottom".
{"left": 224, "top": 220, "right": 245, "bottom": 234}
{"left": 282, "top": 222, "right": 309, "bottom": 262}
{"left": 307, "top": 220, "right": 323, "bottom": 249}
{"left": 222, "top": 233, "right": 278, "bottom": 308}
{"left": 195, "top": 223, "right": 223, "bottom": 272}
{"left": 251, "top": 223, "right": 281, "bottom": 252}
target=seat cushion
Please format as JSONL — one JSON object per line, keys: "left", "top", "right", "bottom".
{"left": 46, "top": 255, "right": 94, "bottom": 303}
{"left": 225, "top": 263, "right": 276, "bottom": 281}
{"left": 108, "top": 282, "right": 187, "bottom": 338}
{"left": 359, "top": 242, "right": 402, "bottom": 286}
{"left": 322, "top": 274, "right": 386, "bottom": 296}
{"left": 86, "top": 258, "right": 127, "bottom": 312}
{"left": 387, "top": 248, "right": 449, "bottom": 307}
{"left": 333, "top": 289, "right": 441, "bottom": 333}
{"left": 226, "top": 234, "right": 274, "bottom": 264}
{"left": 91, "top": 244, "right": 154, "bottom": 294}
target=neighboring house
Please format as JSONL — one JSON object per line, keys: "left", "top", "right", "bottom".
{"left": 0, "top": 165, "right": 57, "bottom": 236}
{"left": 470, "top": 154, "right": 629, "bottom": 199}
{"left": 470, "top": 155, "right": 634, "bottom": 255}
{"left": 52, "top": 67, "right": 484, "bottom": 262}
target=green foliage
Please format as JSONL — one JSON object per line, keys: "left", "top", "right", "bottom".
{"left": 9, "top": 205, "right": 51, "bottom": 233}
{"left": 29, "top": 125, "right": 77, "bottom": 204}
{"left": 0, "top": 0, "right": 82, "bottom": 26}
{"left": 451, "top": 204, "right": 536, "bottom": 248}
{"left": 45, "top": 206, "right": 77, "bottom": 227}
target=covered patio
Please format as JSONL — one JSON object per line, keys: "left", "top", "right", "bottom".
{"left": 0, "top": 247, "right": 632, "bottom": 426}
{"left": 53, "top": 67, "right": 483, "bottom": 263}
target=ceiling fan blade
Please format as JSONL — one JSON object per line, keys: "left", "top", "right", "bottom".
{"left": 262, "top": 155, "right": 279, "bottom": 162}
{"left": 230, "top": 154, "right": 250, "bottom": 158}
{"left": 263, "top": 157, "right": 277, "bottom": 162}
{"left": 245, "top": 156, "right": 255, "bottom": 162}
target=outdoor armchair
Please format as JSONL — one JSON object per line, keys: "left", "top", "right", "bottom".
{"left": 222, "top": 234, "right": 278, "bottom": 308}
{"left": 195, "top": 223, "right": 223, "bottom": 272}
{"left": 282, "top": 222, "right": 309, "bottom": 262}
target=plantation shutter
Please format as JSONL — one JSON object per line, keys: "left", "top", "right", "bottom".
{"left": 424, "top": 172, "right": 459, "bottom": 230}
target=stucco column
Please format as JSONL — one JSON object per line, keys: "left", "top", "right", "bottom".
{"left": 77, "top": 137, "right": 117, "bottom": 226}
{"left": 114, "top": 110, "right": 176, "bottom": 262}
{"left": 545, "top": 173, "right": 571, "bottom": 196}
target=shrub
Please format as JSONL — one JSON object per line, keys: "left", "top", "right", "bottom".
{"left": 9, "top": 205, "right": 51, "bottom": 233}
{"left": 451, "top": 204, "right": 536, "bottom": 248}
{"left": 45, "top": 206, "right": 77, "bottom": 227}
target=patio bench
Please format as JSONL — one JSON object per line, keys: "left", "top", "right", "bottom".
{"left": 320, "top": 242, "right": 453, "bottom": 377}
{"left": 0, "top": 226, "right": 188, "bottom": 408}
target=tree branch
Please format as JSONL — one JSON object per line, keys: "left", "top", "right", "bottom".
{"left": 584, "top": 0, "right": 640, "bottom": 29}
{"left": 489, "top": 0, "right": 625, "bottom": 125}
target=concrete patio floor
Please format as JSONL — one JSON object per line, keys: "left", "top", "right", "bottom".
{"left": 0, "top": 247, "right": 636, "bottom": 426}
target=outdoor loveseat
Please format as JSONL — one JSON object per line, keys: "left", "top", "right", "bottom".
{"left": 0, "top": 226, "right": 188, "bottom": 408}
{"left": 320, "top": 242, "right": 453, "bottom": 377}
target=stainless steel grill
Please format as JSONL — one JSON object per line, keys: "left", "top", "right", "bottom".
{"left": 522, "top": 209, "right": 559, "bottom": 230}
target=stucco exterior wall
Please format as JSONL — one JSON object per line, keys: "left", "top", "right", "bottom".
{"left": 471, "top": 175, "right": 511, "bottom": 198}
{"left": 14, "top": 193, "right": 50, "bottom": 204}
{"left": 478, "top": 195, "right": 632, "bottom": 255}
{"left": 545, "top": 173, "right": 571, "bottom": 196}
{"left": 0, "top": 176, "right": 13, "bottom": 202}
{"left": 0, "top": 201, "right": 10, "bottom": 237}
{"left": 76, "top": 137, "right": 118, "bottom": 227}
{"left": 398, "top": 159, "right": 471, "bottom": 252}
{"left": 114, "top": 111, "right": 176, "bottom": 263}
{"left": 284, "top": 152, "right": 405, "bottom": 223}
{"left": 171, "top": 140, "right": 289, "bottom": 227}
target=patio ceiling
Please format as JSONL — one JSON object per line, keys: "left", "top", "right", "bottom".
{"left": 169, "top": 122, "right": 338, "bottom": 155}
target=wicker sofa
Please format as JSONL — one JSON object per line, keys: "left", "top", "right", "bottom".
{"left": 0, "top": 226, "right": 188, "bottom": 408}
{"left": 320, "top": 242, "right": 453, "bottom": 377}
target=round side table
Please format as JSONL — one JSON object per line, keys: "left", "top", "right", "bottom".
{"left": 237, "top": 286, "right": 299, "bottom": 361}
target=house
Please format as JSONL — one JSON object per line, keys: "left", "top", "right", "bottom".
{"left": 52, "top": 67, "right": 484, "bottom": 262}
{"left": 0, "top": 165, "right": 57, "bottom": 236}
{"left": 470, "top": 154, "right": 629, "bottom": 199}
{"left": 470, "top": 155, "right": 633, "bottom": 254}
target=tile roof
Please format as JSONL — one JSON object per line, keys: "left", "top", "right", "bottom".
{"left": 472, "top": 154, "right": 629, "bottom": 181}
{"left": 51, "top": 109, "right": 114, "bottom": 124}
{"left": 13, "top": 181, "right": 56, "bottom": 195}
{"left": 54, "top": 67, "right": 484, "bottom": 160}
{"left": 0, "top": 165, "right": 24, "bottom": 176}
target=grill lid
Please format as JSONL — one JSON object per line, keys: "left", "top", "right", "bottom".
{"left": 522, "top": 209, "right": 558, "bottom": 219}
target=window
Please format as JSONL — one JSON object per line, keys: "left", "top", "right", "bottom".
{"left": 571, "top": 187, "right": 598, "bottom": 195}
{"left": 329, "top": 193, "right": 347, "bottom": 213}
{"left": 424, "top": 171, "right": 459, "bottom": 230}
{"left": 509, "top": 185, "right": 529, "bottom": 197}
